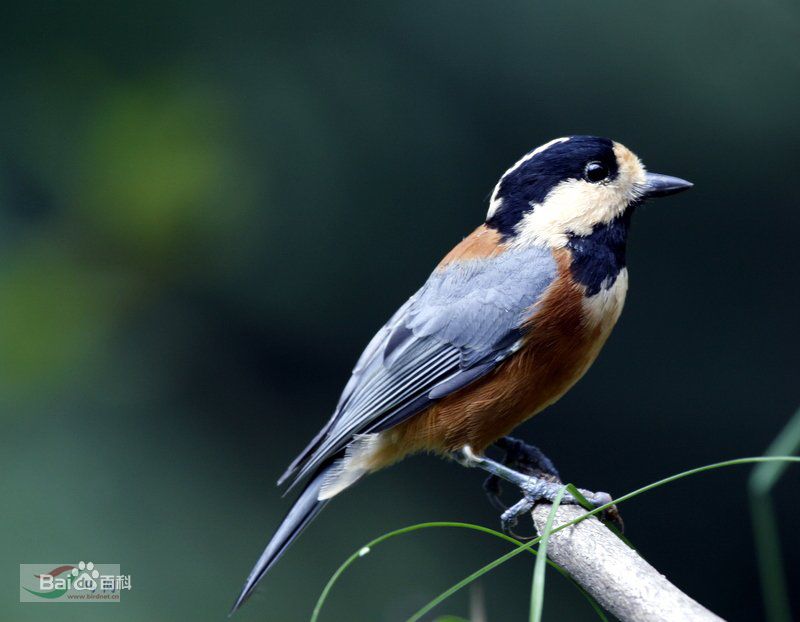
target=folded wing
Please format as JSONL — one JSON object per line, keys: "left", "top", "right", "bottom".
{"left": 280, "top": 244, "right": 558, "bottom": 489}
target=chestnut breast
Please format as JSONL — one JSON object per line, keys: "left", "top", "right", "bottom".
{"left": 382, "top": 247, "right": 627, "bottom": 458}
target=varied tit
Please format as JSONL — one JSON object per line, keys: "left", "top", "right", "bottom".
{"left": 231, "top": 135, "right": 692, "bottom": 613}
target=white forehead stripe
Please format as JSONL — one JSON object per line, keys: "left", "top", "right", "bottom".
{"left": 487, "top": 137, "right": 571, "bottom": 219}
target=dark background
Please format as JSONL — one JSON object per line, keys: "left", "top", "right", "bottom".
{"left": 1, "top": 1, "right": 798, "bottom": 621}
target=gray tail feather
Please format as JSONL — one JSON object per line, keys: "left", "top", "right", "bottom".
{"left": 229, "top": 465, "right": 331, "bottom": 615}
{"left": 276, "top": 423, "right": 332, "bottom": 487}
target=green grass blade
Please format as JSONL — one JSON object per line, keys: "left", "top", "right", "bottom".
{"left": 564, "top": 484, "right": 592, "bottom": 510}
{"left": 750, "top": 499, "right": 789, "bottom": 622}
{"left": 749, "top": 407, "right": 800, "bottom": 622}
{"left": 404, "top": 456, "right": 800, "bottom": 621}
{"left": 310, "top": 521, "right": 605, "bottom": 622}
{"left": 530, "top": 485, "right": 567, "bottom": 622}
{"left": 750, "top": 407, "right": 800, "bottom": 493}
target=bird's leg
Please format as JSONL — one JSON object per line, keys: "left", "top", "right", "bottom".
{"left": 482, "top": 436, "right": 560, "bottom": 511}
{"left": 459, "top": 445, "right": 622, "bottom": 537}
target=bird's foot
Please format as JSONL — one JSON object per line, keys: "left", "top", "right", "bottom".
{"left": 500, "top": 481, "right": 621, "bottom": 537}
{"left": 460, "top": 445, "right": 623, "bottom": 537}
{"left": 482, "top": 436, "right": 560, "bottom": 511}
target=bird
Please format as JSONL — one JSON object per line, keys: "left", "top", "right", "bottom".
{"left": 230, "top": 135, "right": 692, "bottom": 613}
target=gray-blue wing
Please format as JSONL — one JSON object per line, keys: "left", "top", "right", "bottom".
{"left": 282, "top": 245, "right": 557, "bottom": 488}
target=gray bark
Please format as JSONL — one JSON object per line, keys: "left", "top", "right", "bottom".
{"left": 531, "top": 504, "right": 725, "bottom": 622}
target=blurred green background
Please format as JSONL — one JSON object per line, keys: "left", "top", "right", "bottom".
{"left": 1, "top": 1, "right": 798, "bottom": 621}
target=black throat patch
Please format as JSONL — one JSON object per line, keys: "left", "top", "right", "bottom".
{"left": 565, "top": 210, "right": 632, "bottom": 296}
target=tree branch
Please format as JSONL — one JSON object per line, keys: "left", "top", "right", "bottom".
{"left": 531, "top": 504, "right": 724, "bottom": 622}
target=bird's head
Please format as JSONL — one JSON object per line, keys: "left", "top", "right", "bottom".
{"left": 485, "top": 136, "right": 692, "bottom": 247}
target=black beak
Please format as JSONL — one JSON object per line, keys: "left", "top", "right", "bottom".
{"left": 642, "top": 172, "right": 693, "bottom": 199}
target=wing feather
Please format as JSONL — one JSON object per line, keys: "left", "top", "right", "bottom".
{"left": 283, "top": 244, "right": 558, "bottom": 489}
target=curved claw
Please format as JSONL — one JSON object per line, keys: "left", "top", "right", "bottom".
{"left": 499, "top": 508, "right": 518, "bottom": 535}
{"left": 502, "top": 517, "right": 537, "bottom": 541}
{"left": 602, "top": 505, "right": 624, "bottom": 533}
{"left": 579, "top": 490, "right": 624, "bottom": 533}
{"left": 500, "top": 496, "right": 535, "bottom": 538}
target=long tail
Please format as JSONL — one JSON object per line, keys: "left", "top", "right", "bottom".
{"left": 229, "top": 465, "right": 332, "bottom": 615}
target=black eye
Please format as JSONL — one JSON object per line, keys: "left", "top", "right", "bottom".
{"left": 584, "top": 161, "right": 609, "bottom": 183}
